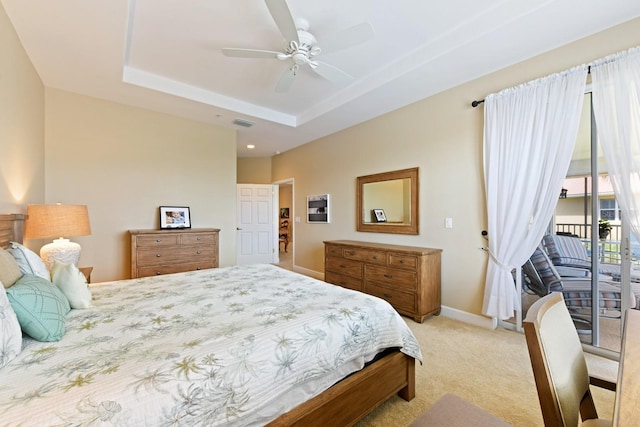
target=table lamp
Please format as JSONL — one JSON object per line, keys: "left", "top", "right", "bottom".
{"left": 25, "top": 204, "right": 91, "bottom": 270}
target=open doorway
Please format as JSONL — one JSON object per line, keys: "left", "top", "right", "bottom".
{"left": 275, "top": 179, "right": 294, "bottom": 271}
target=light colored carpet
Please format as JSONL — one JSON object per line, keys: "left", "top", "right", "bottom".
{"left": 355, "top": 315, "right": 618, "bottom": 427}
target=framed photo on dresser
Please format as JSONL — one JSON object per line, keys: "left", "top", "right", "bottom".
{"left": 159, "top": 206, "right": 191, "bottom": 229}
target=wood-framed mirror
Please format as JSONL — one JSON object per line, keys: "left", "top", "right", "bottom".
{"left": 356, "top": 167, "right": 419, "bottom": 235}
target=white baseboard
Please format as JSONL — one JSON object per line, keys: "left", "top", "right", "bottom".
{"left": 293, "top": 265, "right": 324, "bottom": 280}
{"left": 439, "top": 305, "right": 498, "bottom": 329}
{"left": 296, "top": 266, "right": 498, "bottom": 330}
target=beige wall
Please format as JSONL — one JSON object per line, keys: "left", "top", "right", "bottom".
{"left": 237, "top": 157, "right": 271, "bottom": 184}
{"left": 0, "top": 3, "right": 45, "bottom": 213}
{"left": 1, "top": 2, "right": 237, "bottom": 282}
{"left": 43, "top": 89, "right": 238, "bottom": 282}
{"left": 270, "top": 18, "right": 640, "bottom": 317}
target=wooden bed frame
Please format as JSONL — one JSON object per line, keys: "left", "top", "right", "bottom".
{"left": 0, "top": 213, "right": 416, "bottom": 426}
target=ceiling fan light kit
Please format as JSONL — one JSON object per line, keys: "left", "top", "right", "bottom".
{"left": 221, "top": 0, "right": 373, "bottom": 92}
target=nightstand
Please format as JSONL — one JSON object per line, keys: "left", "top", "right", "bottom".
{"left": 79, "top": 266, "right": 93, "bottom": 283}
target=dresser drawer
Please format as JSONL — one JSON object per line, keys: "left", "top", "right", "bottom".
{"left": 182, "top": 233, "right": 217, "bottom": 245}
{"left": 137, "top": 261, "right": 216, "bottom": 277}
{"left": 135, "top": 234, "right": 180, "bottom": 247}
{"left": 365, "top": 265, "right": 417, "bottom": 290}
{"left": 342, "top": 247, "right": 387, "bottom": 265}
{"left": 325, "top": 245, "right": 343, "bottom": 258}
{"left": 325, "top": 271, "right": 363, "bottom": 292}
{"left": 388, "top": 253, "right": 418, "bottom": 270}
{"left": 325, "top": 256, "right": 364, "bottom": 279}
{"left": 137, "top": 246, "right": 215, "bottom": 266}
{"left": 365, "top": 282, "right": 415, "bottom": 313}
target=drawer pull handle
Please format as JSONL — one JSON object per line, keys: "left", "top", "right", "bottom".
{"left": 383, "top": 293, "right": 393, "bottom": 299}
{"left": 156, "top": 253, "right": 161, "bottom": 257}
{"left": 156, "top": 271, "right": 161, "bottom": 275}
{"left": 196, "top": 250, "right": 201, "bottom": 255}
{"left": 197, "top": 267, "right": 201, "bottom": 270}
{"left": 384, "top": 274, "right": 393, "bottom": 279}
{"left": 197, "top": 237, "right": 201, "bottom": 241}
{"left": 372, "top": 256, "right": 378, "bottom": 260}
{"left": 340, "top": 264, "right": 347, "bottom": 268}
{"left": 156, "top": 239, "right": 162, "bottom": 243}
{"left": 400, "top": 260, "right": 405, "bottom": 264}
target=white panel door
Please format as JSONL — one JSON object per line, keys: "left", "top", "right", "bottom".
{"left": 236, "top": 184, "right": 276, "bottom": 265}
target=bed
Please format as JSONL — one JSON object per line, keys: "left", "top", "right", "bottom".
{"left": 0, "top": 214, "right": 422, "bottom": 426}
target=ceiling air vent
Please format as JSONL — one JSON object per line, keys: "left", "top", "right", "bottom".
{"left": 233, "top": 118, "right": 254, "bottom": 128}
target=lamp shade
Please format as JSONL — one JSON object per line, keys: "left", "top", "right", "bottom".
{"left": 25, "top": 204, "right": 91, "bottom": 240}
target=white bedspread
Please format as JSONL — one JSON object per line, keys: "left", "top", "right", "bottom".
{"left": 0, "top": 264, "right": 422, "bottom": 426}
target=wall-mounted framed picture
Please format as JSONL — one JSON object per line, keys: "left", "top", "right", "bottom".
{"left": 280, "top": 207, "right": 290, "bottom": 219}
{"left": 307, "top": 194, "right": 330, "bottom": 223}
{"left": 159, "top": 206, "right": 191, "bottom": 229}
{"left": 373, "top": 209, "right": 387, "bottom": 222}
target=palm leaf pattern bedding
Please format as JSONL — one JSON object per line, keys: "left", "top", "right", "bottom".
{"left": 0, "top": 264, "right": 422, "bottom": 426}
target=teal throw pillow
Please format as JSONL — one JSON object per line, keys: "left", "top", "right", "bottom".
{"left": 6, "top": 274, "right": 70, "bottom": 342}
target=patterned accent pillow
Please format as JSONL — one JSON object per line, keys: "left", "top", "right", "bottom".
{"left": 0, "top": 282, "right": 22, "bottom": 368}
{"left": 7, "top": 242, "right": 51, "bottom": 281}
{"left": 51, "top": 261, "right": 92, "bottom": 309}
{"left": 0, "top": 248, "right": 22, "bottom": 289}
{"left": 6, "top": 275, "right": 70, "bottom": 342}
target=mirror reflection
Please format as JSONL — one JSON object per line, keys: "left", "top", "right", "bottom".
{"left": 356, "top": 167, "right": 419, "bottom": 235}
{"left": 362, "top": 179, "right": 412, "bottom": 224}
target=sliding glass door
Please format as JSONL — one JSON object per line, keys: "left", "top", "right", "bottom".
{"left": 549, "top": 91, "right": 631, "bottom": 353}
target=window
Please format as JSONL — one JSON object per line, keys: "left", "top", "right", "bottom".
{"left": 600, "top": 198, "right": 621, "bottom": 222}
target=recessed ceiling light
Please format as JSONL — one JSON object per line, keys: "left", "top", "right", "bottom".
{"left": 247, "top": 144, "right": 255, "bottom": 149}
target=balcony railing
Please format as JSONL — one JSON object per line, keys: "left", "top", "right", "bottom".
{"left": 555, "top": 223, "right": 622, "bottom": 242}
{"left": 554, "top": 223, "right": 635, "bottom": 265}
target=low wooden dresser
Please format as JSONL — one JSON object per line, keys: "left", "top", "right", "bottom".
{"left": 130, "top": 228, "right": 220, "bottom": 278}
{"left": 324, "top": 240, "right": 441, "bottom": 323}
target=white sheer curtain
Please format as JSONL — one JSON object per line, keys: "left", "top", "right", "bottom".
{"left": 591, "top": 47, "right": 640, "bottom": 243}
{"left": 483, "top": 66, "right": 588, "bottom": 319}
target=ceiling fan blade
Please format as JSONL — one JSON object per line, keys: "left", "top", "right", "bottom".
{"left": 320, "top": 22, "right": 374, "bottom": 53}
{"left": 275, "top": 67, "right": 296, "bottom": 93}
{"left": 265, "top": 0, "right": 299, "bottom": 44}
{"left": 311, "top": 61, "right": 354, "bottom": 87}
{"left": 222, "top": 48, "right": 282, "bottom": 59}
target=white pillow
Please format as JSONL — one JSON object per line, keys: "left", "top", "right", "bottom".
{"left": 51, "top": 261, "right": 92, "bottom": 309}
{"left": 0, "top": 281, "right": 22, "bottom": 368}
{"left": 7, "top": 242, "right": 50, "bottom": 281}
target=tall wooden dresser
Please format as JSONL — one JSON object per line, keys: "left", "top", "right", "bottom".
{"left": 324, "top": 240, "right": 441, "bottom": 323}
{"left": 130, "top": 228, "right": 220, "bottom": 278}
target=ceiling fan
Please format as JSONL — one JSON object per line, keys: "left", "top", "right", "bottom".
{"left": 221, "top": 0, "right": 374, "bottom": 92}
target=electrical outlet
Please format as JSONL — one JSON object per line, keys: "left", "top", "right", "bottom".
{"left": 445, "top": 217, "right": 453, "bottom": 229}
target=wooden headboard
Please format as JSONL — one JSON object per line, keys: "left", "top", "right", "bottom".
{"left": 0, "top": 214, "right": 26, "bottom": 249}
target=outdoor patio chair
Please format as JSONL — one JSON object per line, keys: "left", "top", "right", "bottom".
{"left": 542, "top": 233, "right": 635, "bottom": 280}
{"left": 522, "top": 245, "right": 635, "bottom": 328}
